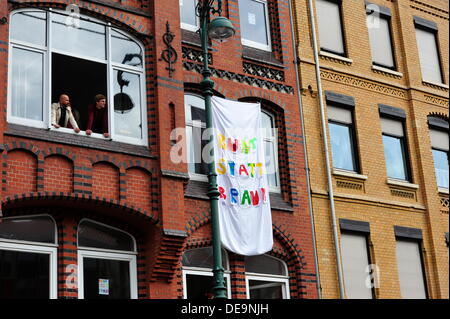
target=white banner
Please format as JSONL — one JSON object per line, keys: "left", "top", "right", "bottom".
{"left": 211, "top": 96, "right": 273, "bottom": 256}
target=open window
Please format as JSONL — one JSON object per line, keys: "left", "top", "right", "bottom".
{"left": 8, "top": 9, "right": 147, "bottom": 146}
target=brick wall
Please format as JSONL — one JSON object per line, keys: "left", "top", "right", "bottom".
{"left": 293, "top": 0, "right": 449, "bottom": 298}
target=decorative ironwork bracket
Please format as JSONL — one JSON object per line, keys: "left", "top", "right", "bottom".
{"left": 161, "top": 21, "right": 178, "bottom": 78}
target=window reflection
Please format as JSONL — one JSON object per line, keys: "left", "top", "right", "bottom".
{"left": 239, "top": 0, "right": 270, "bottom": 47}
{"left": 11, "top": 11, "right": 46, "bottom": 46}
{"left": 11, "top": 48, "right": 44, "bottom": 121}
{"left": 180, "top": 0, "right": 198, "bottom": 29}
{"left": 113, "top": 70, "right": 142, "bottom": 139}
{"left": 330, "top": 122, "right": 356, "bottom": 172}
{"left": 111, "top": 30, "right": 143, "bottom": 67}
{"left": 51, "top": 13, "right": 106, "bottom": 60}
{"left": 432, "top": 149, "right": 449, "bottom": 189}
{"left": 383, "top": 135, "right": 408, "bottom": 180}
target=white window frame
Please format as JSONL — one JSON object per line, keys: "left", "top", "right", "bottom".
{"left": 7, "top": 8, "right": 148, "bottom": 146}
{"left": 245, "top": 273, "right": 290, "bottom": 299}
{"left": 77, "top": 249, "right": 138, "bottom": 299}
{"left": 262, "top": 110, "right": 281, "bottom": 193}
{"left": 180, "top": 0, "right": 200, "bottom": 32}
{"left": 0, "top": 214, "right": 58, "bottom": 299}
{"left": 182, "top": 267, "right": 232, "bottom": 299}
{"left": 244, "top": 255, "right": 290, "bottom": 299}
{"left": 77, "top": 219, "right": 138, "bottom": 299}
{"left": 185, "top": 93, "right": 208, "bottom": 182}
{"left": 240, "top": 0, "right": 272, "bottom": 52}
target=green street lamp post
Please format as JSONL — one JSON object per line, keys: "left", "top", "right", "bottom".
{"left": 196, "top": 0, "right": 235, "bottom": 299}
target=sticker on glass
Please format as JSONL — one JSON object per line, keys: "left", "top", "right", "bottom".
{"left": 99, "top": 279, "right": 109, "bottom": 295}
{"left": 248, "top": 13, "right": 256, "bottom": 25}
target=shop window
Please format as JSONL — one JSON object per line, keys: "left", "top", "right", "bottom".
{"left": 182, "top": 247, "right": 231, "bottom": 299}
{"left": 77, "top": 219, "right": 137, "bottom": 299}
{"left": 244, "top": 254, "right": 290, "bottom": 299}
{"left": 8, "top": 9, "right": 147, "bottom": 146}
{"left": 0, "top": 215, "right": 57, "bottom": 299}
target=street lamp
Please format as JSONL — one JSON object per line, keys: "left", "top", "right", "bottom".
{"left": 196, "top": 0, "right": 235, "bottom": 299}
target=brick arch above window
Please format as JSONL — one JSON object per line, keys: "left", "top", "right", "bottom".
{"left": 9, "top": 1, "right": 153, "bottom": 43}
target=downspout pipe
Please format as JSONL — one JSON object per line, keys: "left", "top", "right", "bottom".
{"left": 287, "top": 0, "right": 322, "bottom": 299}
{"left": 306, "top": 0, "right": 346, "bottom": 299}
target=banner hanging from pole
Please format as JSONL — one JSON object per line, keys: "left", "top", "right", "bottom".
{"left": 211, "top": 96, "right": 273, "bottom": 256}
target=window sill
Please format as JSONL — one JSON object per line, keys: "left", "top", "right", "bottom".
{"left": 372, "top": 65, "right": 403, "bottom": 78}
{"left": 319, "top": 51, "right": 353, "bottom": 65}
{"left": 438, "top": 187, "right": 449, "bottom": 195}
{"left": 333, "top": 169, "right": 368, "bottom": 181}
{"left": 5, "top": 124, "right": 154, "bottom": 158}
{"left": 242, "top": 46, "right": 284, "bottom": 68}
{"left": 387, "top": 179, "right": 419, "bottom": 190}
{"left": 422, "top": 80, "right": 449, "bottom": 91}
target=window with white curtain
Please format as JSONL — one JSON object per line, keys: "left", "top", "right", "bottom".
{"left": 396, "top": 239, "right": 427, "bottom": 299}
{"left": 316, "top": 0, "right": 346, "bottom": 56}
{"left": 367, "top": 14, "right": 395, "bottom": 69}
{"left": 8, "top": 9, "right": 147, "bottom": 146}
{"left": 341, "top": 232, "right": 373, "bottom": 299}
{"left": 239, "top": 0, "right": 272, "bottom": 51}
{"left": 180, "top": 0, "right": 199, "bottom": 32}
{"left": 415, "top": 23, "right": 443, "bottom": 84}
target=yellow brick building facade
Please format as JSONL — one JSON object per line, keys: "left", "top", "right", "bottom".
{"left": 292, "top": 0, "right": 449, "bottom": 298}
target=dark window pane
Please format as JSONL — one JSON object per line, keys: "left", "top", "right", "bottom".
{"left": 78, "top": 220, "right": 134, "bottom": 252}
{"left": 182, "top": 247, "right": 228, "bottom": 269}
{"left": 245, "top": 255, "right": 286, "bottom": 276}
{"left": 83, "top": 258, "right": 130, "bottom": 299}
{"left": 185, "top": 274, "right": 228, "bottom": 299}
{"left": 11, "top": 11, "right": 46, "bottom": 46}
{"left": 239, "top": 0, "right": 269, "bottom": 46}
{"left": 11, "top": 48, "right": 44, "bottom": 121}
{"left": 0, "top": 250, "right": 49, "bottom": 299}
{"left": 249, "top": 280, "right": 283, "bottom": 299}
{"left": 0, "top": 216, "right": 55, "bottom": 244}
{"left": 383, "top": 135, "right": 408, "bottom": 180}
{"left": 111, "top": 30, "right": 143, "bottom": 67}
{"left": 432, "top": 149, "right": 449, "bottom": 188}
{"left": 329, "top": 122, "right": 356, "bottom": 171}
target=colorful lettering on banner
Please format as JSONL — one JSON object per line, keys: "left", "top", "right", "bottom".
{"left": 212, "top": 96, "right": 273, "bottom": 256}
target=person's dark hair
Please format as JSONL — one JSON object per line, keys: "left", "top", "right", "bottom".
{"left": 95, "top": 94, "right": 106, "bottom": 103}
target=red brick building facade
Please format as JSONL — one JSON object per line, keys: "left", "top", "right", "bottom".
{"left": 0, "top": 0, "right": 318, "bottom": 299}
